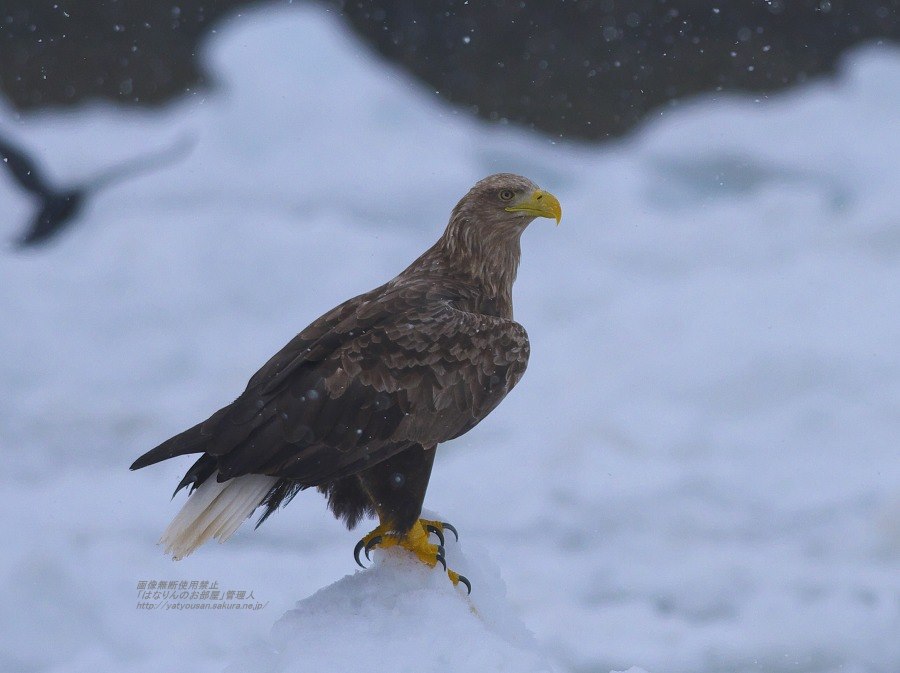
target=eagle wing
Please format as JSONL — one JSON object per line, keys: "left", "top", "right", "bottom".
{"left": 0, "top": 135, "right": 51, "bottom": 196}
{"left": 131, "top": 285, "right": 529, "bottom": 487}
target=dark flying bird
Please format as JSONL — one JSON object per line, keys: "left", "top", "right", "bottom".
{"left": 0, "top": 133, "right": 192, "bottom": 247}
{"left": 130, "top": 173, "right": 562, "bottom": 591}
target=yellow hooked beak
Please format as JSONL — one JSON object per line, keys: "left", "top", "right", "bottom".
{"left": 505, "top": 189, "right": 562, "bottom": 225}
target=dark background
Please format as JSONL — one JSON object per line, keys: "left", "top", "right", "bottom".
{"left": 2, "top": 0, "right": 898, "bottom": 141}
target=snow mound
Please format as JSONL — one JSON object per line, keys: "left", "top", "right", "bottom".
{"left": 227, "top": 528, "right": 556, "bottom": 673}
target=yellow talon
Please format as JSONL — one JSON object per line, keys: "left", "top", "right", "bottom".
{"left": 448, "top": 569, "right": 471, "bottom": 594}
{"left": 354, "top": 519, "right": 443, "bottom": 568}
{"left": 354, "top": 522, "right": 393, "bottom": 568}
{"left": 418, "top": 518, "right": 459, "bottom": 546}
{"left": 386, "top": 522, "right": 444, "bottom": 567}
{"left": 353, "top": 518, "right": 470, "bottom": 592}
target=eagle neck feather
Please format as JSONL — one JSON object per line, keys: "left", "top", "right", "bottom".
{"left": 433, "top": 213, "right": 523, "bottom": 316}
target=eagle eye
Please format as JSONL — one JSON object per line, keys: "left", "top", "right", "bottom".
{"left": 498, "top": 189, "right": 515, "bottom": 201}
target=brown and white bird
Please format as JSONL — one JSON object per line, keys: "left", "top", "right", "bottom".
{"left": 130, "top": 173, "right": 561, "bottom": 591}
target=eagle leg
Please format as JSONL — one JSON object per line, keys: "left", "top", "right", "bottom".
{"left": 353, "top": 519, "right": 470, "bottom": 594}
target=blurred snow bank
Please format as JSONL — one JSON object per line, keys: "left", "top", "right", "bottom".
{"left": 226, "top": 531, "right": 555, "bottom": 673}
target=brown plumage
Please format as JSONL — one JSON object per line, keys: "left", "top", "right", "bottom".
{"left": 131, "top": 173, "right": 561, "bottom": 564}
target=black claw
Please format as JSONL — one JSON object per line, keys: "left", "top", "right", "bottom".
{"left": 364, "top": 535, "right": 383, "bottom": 561}
{"left": 353, "top": 539, "right": 367, "bottom": 568}
{"left": 457, "top": 574, "right": 472, "bottom": 595}
{"left": 442, "top": 522, "right": 459, "bottom": 541}
{"left": 426, "top": 524, "right": 445, "bottom": 546}
{"left": 435, "top": 546, "right": 447, "bottom": 570}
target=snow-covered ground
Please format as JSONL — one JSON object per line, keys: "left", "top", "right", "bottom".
{"left": 2, "top": 5, "right": 899, "bottom": 672}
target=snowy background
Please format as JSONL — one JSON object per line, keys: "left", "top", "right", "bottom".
{"left": 1, "top": 4, "right": 899, "bottom": 672}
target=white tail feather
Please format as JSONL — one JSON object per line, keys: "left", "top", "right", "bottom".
{"left": 160, "top": 472, "right": 279, "bottom": 560}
